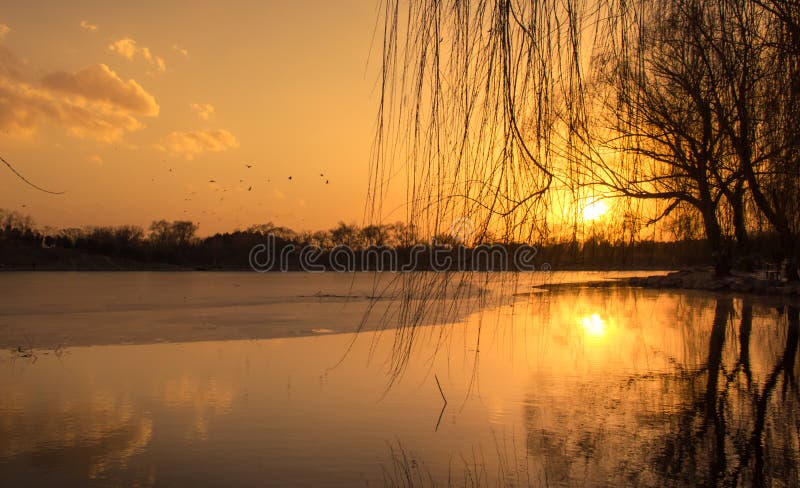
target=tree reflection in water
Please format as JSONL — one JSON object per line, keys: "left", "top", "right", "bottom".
{"left": 521, "top": 295, "right": 799, "bottom": 487}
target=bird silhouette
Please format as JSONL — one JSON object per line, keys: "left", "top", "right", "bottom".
{"left": 325, "top": 180, "right": 329, "bottom": 184}
{"left": 246, "top": 164, "right": 253, "bottom": 168}
{"left": 248, "top": 186, "right": 252, "bottom": 191}
{"left": 288, "top": 176, "right": 293, "bottom": 180}
{"left": 209, "top": 180, "right": 216, "bottom": 183}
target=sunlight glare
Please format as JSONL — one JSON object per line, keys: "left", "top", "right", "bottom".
{"left": 583, "top": 198, "right": 609, "bottom": 221}
{"left": 580, "top": 314, "right": 607, "bottom": 337}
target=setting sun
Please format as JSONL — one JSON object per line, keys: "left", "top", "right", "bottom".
{"left": 583, "top": 197, "right": 609, "bottom": 221}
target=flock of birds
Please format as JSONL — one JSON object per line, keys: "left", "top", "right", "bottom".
{"left": 205, "top": 164, "right": 330, "bottom": 194}
{"left": 12, "top": 159, "right": 330, "bottom": 228}
{"left": 172, "top": 163, "right": 332, "bottom": 224}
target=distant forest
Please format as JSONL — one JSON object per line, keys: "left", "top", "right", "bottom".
{"left": 0, "top": 209, "right": 788, "bottom": 271}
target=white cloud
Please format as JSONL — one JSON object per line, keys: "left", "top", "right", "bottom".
{"left": 0, "top": 49, "right": 159, "bottom": 141}
{"left": 0, "top": 24, "right": 10, "bottom": 41}
{"left": 79, "top": 20, "right": 98, "bottom": 32}
{"left": 109, "top": 38, "right": 137, "bottom": 60}
{"left": 41, "top": 64, "right": 159, "bottom": 116}
{"left": 157, "top": 129, "right": 239, "bottom": 160}
{"left": 109, "top": 38, "right": 166, "bottom": 73}
{"left": 190, "top": 102, "right": 214, "bottom": 120}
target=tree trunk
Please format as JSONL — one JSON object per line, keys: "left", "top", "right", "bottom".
{"left": 730, "top": 183, "right": 749, "bottom": 251}
{"left": 699, "top": 197, "right": 729, "bottom": 277}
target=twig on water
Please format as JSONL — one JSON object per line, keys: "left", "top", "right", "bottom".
{"left": 434, "top": 374, "right": 448, "bottom": 432}
{"left": 434, "top": 374, "right": 447, "bottom": 405}
{"left": 435, "top": 402, "right": 446, "bottom": 432}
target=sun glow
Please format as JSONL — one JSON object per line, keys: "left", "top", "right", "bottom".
{"left": 583, "top": 197, "right": 609, "bottom": 221}
{"left": 579, "top": 314, "right": 607, "bottom": 337}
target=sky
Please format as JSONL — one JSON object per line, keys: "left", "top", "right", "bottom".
{"left": 0, "top": 0, "right": 385, "bottom": 235}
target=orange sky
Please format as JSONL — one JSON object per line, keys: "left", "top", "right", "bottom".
{"left": 0, "top": 1, "right": 385, "bottom": 235}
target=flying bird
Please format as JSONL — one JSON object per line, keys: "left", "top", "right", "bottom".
{"left": 246, "top": 164, "right": 253, "bottom": 168}
{"left": 248, "top": 186, "right": 252, "bottom": 191}
{"left": 288, "top": 176, "right": 293, "bottom": 180}
{"left": 209, "top": 180, "right": 216, "bottom": 183}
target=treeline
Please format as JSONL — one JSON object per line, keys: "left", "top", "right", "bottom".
{"left": 0, "top": 208, "right": 786, "bottom": 270}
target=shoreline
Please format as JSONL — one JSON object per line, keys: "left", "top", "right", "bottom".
{"left": 536, "top": 268, "right": 800, "bottom": 301}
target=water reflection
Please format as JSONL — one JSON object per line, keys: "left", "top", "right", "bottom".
{"left": 0, "top": 274, "right": 797, "bottom": 486}
{"left": 518, "top": 291, "right": 800, "bottom": 487}
{"left": 579, "top": 313, "right": 607, "bottom": 338}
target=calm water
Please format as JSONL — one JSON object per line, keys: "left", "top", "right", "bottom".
{"left": 0, "top": 272, "right": 798, "bottom": 486}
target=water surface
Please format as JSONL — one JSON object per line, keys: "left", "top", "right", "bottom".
{"left": 0, "top": 272, "right": 797, "bottom": 486}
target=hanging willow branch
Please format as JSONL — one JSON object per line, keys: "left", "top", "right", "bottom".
{"left": 1, "top": 154, "right": 65, "bottom": 195}
{"left": 371, "top": 0, "right": 651, "bottom": 244}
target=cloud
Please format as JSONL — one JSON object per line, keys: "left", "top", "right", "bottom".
{"left": 41, "top": 64, "right": 159, "bottom": 116}
{"left": 0, "top": 78, "right": 145, "bottom": 141}
{"left": 109, "top": 38, "right": 137, "bottom": 60}
{"left": 0, "top": 50, "right": 159, "bottom": 141}
{"left": 172, "top": 44, "right": 189, "bottom": 58}
{"left": 157, "top": 129, "right": 239, "bottom": 159}
{"left": 0, "top": 24, "right": 10, "bottom": 40}
{"left": 80, "top": 20, "right": 98, "bottom": 32}
{"left": 108, "top": 38, "right": 166, "bottom": 73}
{"left": 190, "top": 102, "right": 214, "bottom": 120}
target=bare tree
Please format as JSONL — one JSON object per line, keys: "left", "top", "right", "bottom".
{"left": 373, "top": 0, "right": 800, "bottom": 275}
{"left": 587, "top": 0, "right": 737, "bottom": 274}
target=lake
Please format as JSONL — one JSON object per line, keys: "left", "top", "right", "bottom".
{"left": 0, "top": 271, "right": 798, "bottom": 486}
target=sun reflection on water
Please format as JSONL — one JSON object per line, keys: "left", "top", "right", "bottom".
{"left": 579, "top": 313, "right": 607, "bottom": 338}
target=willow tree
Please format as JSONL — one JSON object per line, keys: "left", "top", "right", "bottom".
{"left": 368, "top": 0, "right": 800, "bottom": 383}
{"left": 583, "top": 0, "right": 743, "bottom": 275}
{"left": 372, "top": 0, "right": 800, "bottom": 277}
{"left": 370, "top": 0, "right": 624, "bottom": 245}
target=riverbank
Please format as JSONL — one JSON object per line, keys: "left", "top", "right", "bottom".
{"left": 629, "top": 269, "right": 800, "bottom": 296}
{"left": 538, "top": 268, "right": 800, "bottom": 299}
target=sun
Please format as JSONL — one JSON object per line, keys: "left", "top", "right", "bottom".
{"left": 583, "top": 197, "right": 609, "bottom": 221}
